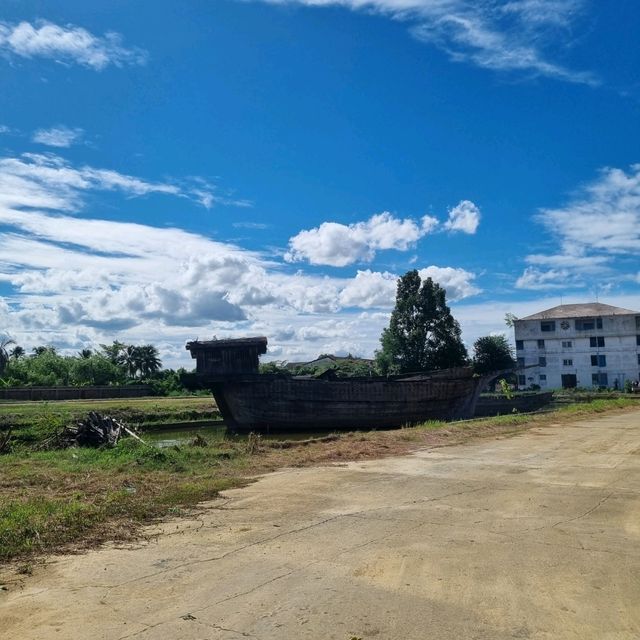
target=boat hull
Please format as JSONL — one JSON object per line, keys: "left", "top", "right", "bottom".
{"left": 208, "top": 372, "right": 485, "bottom": 433}
{"left": 474, "top": 391, "right": 554, "bottom": 417}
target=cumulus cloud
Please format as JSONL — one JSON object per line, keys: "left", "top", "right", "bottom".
{"left": 339, "top": 270, "right": 398, "bottom": 308}
{"left": 443, "top": 200, "right": 481, "bottom": 234}
{"left": 338, "top": 266, "right": 480, "bottom": 309}
{"left": 0, "top": 20, "right": 147, "bottom": 69}
{"left": 255, "top": 0, "right": 596, "bottom": 84}
{"left": 418, "top": 266, "right": 481, "bottom": 299}
{"left": 32, "top": 126, "right": 84, "bottom": 148}
{"left": 285, "top": 212, "right": 439, "bottom": 266}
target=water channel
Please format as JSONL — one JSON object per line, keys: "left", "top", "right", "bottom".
{"left": 142, "top": 421, "right": 337, "bottom": 448}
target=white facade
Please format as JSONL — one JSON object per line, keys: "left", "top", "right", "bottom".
{"left": 513, "top": 303, "right": 640, "bottom": 389}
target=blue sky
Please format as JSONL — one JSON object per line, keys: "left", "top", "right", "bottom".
{"left": 0, "top": 0, "right": 639, "bottom": 366}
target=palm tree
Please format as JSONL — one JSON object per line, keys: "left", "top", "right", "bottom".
{"left": 99, "top": 341, "right": 127, "bottom": 365}
{"left": 9, "top": 345, "right": 24, "bottom": 359}
{"left": 137, "top": 344, "right": 162, "bottom": 378}
{"left": 32, "top": 345, "right": 56, "bottom": 356}
{"left": 122, "top": 345, "right": 140, "bottom": 379}
{"left": 0, "top": 336, "right": 16, "bottom": 376}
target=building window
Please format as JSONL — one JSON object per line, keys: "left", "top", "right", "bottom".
{"left": 596, "top": 318, "right": 603, "bottom": 329}
{"left": 589, "top": 336, "right": 605, "bottom": 348}
{"left": 561, "top": 340, "right": 572, "bottom": 348}
{"left": 539, "top": 374, "right": 546, "bottom": 381}
{"left": 590, "top": 355, "right": 607, "bottom": 367}
{"left": 636, "top": 316, "right": 640, "bottom": 330}
{"left": 515, "top": 340, "right": 524, "bottom": 350}
{"left": 576, "top": 318, "right": 596, "bottom": 331}
{"left": 517, "top": 357, "right": 525, "bottom": 368}
{"left": 539, "top": 356, "right": 546, "bottom": 367}
{"left": 637, "top": 354, "right": 640, "bottom": 365}
{"left": 563, "top": 359, "right": 573, "bottom": 366}
{"left": 537, "top": 339, "right": 545, "bottom": 348}
{"left": 540, "top": 321, "right": 556, "bottom": 332}
{"left": 636, "top": 335, "right": 640, "bottom": 346}
{"left": 518, "top": 375, "right": 526, "bottom": 386}
{"left": 592, "top": 372, "right": 608, "bottom": 387}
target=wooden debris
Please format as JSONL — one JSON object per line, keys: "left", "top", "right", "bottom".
{"left": 42, "top": 412, "right": 145, "bottom": 449}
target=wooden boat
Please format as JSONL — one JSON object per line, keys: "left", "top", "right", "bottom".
{"left": 186, "top": 337, "right": 494, "bottom": 433}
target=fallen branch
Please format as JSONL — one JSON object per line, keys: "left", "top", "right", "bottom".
{"left": 267, "top": 434, "right": 340, "bottom": 449}
{"left": 122, "top": 424, "right": 146, "bottom": 445}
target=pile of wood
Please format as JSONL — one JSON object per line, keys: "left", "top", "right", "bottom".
{"left": 57, "top": 412, "right": 142, "bottom": 448}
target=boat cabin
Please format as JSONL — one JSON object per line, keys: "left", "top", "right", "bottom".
{"left": 186, "top": 336, "right": 267, "bottom": 377}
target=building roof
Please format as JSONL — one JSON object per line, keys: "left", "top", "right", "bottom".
{"left": 186, "top": 336, "right": 268, "bottom": 350}
{"left": 520, "top": 303, "right": 638, "bottom": 321}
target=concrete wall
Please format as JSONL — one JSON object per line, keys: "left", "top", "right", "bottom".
{"left": 514, "top": 313, "right": 640, "bottom": 389}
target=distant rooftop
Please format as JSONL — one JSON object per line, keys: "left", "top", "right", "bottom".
{"left": 521, "top": 303, "right": 638, "bottom": 321}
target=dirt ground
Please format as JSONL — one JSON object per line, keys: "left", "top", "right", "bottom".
{"left": 2, "top": 410, "right": 639, "bottom": 639}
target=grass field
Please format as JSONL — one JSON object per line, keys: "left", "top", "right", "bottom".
{"left": 0, "top": 396, "right": 637, "bottom": 565}
{"left": 0, "top": 395, "right": 220, "bottom": 447}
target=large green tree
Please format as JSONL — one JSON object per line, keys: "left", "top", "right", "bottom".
{"left": 376, "top": 271, "right": 468, "bottom": 374}
{"left": 472, "top": 335, "right": 516, "bottom": 375}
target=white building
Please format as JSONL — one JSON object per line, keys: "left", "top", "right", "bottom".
{"left": 514, "top": 303, "right": 640, "bottom": 390}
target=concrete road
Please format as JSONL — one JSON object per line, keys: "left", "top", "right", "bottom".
{"left": 2, "top": 410, "right": 640, "bottom": 639}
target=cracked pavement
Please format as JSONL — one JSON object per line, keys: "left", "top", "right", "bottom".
{"left": 2, "top": 410, "right": 640, "bottom": 639}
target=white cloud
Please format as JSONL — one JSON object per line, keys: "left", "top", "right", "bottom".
{"left": 443, "top": 199, "right": 481, "bottom": 234}
{"left": 517, "top": 164, "right": 640, "bottom": 290}
{"left": 524, "top": 253, "right": 610, "bottom": 271}
{"left": 233, "top": 221, "right": 270, "bottom": 229}
{"left": 33, "top": 126, "right": 84, "bottom": 148}
{"left": 0, "top": 152, "right": 242, "bottom": 212}
{"left": 255, "top": 0, "right": 596, "bottom": 85}
{"left": 285, "top": 211, "right": 439, "bottom": 266}
{"left": 0, "top": 20, "right": 147, "bottom": 69}
{"left": 339, "top": 270, "right": 398, "bottom": 307}
{"left": 418, "top": 265, "right": 481, "bottom": 299}
{"left": 515, "top": 266, "right": 574, "bottom": 290}
{"left": 539, "top": 164, "right": 640, "bottom": 255}
{"left": 339, "top": 265, "right": 480, "bottom": 308}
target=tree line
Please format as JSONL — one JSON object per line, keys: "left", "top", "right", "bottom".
{"left": 0, "top": 340, "right": 186, "bottom": 394}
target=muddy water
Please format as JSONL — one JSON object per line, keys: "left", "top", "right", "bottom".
{"left": 143, "top": 422, "right": 337, "bottom": 447}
